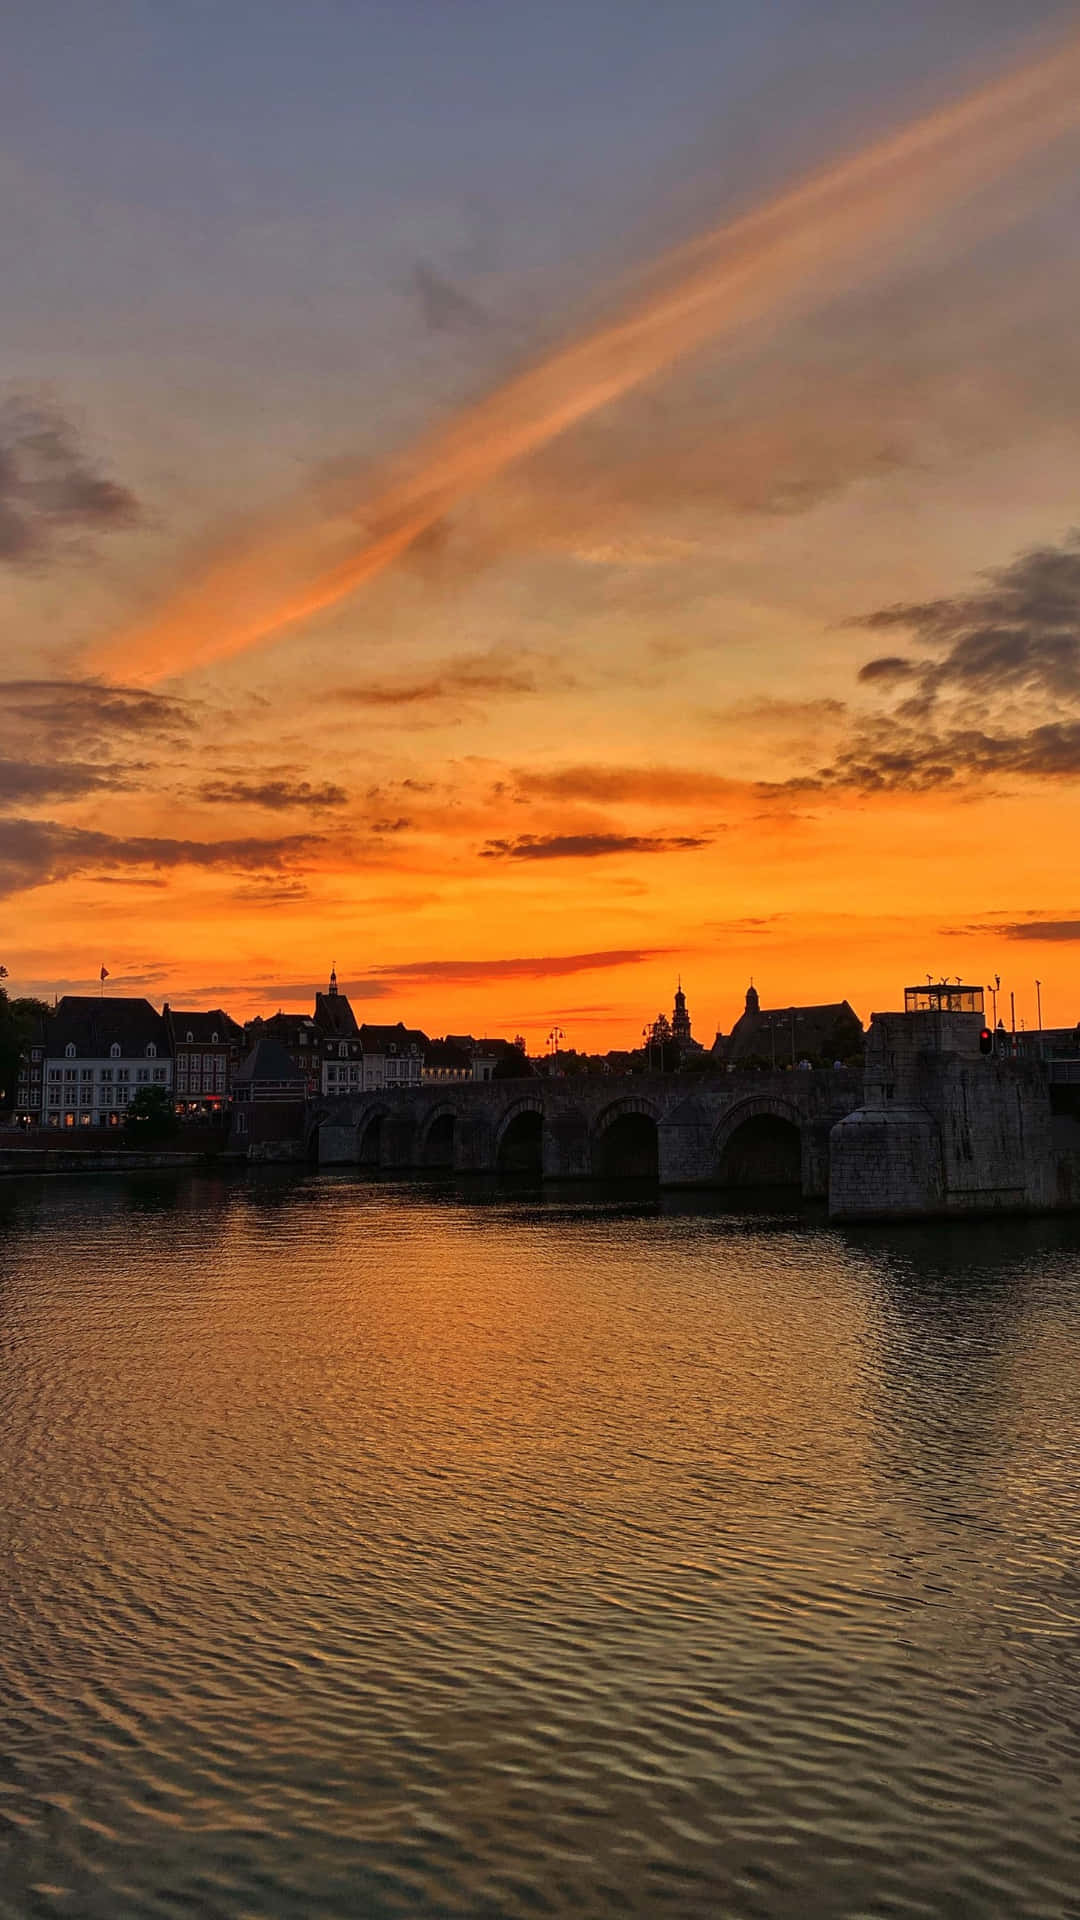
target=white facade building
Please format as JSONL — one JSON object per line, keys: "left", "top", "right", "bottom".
{"left": 35, "top": 997, "right": 172, "bottom": 1129}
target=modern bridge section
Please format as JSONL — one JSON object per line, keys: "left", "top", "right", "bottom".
{"left": 313, "top": 1070, "right": 862, "bottom": 1195}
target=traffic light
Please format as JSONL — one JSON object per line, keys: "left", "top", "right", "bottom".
{"left": 979, "top": 1028, "right": 993, "bottom": 1055}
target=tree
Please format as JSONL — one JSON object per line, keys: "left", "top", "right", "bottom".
{"left": 123, "top": 1085, "right": 179, "bottom": 1144}
{"left": 493, "top": 1046, "right": 534, "bottom": 1079}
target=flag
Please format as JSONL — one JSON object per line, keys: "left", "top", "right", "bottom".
{"left": 100, "top": 964, "right": 109, "bottom": 982}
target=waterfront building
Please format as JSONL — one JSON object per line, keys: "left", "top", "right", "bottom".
{"left": 322, "top": 1021, "right": 428, "bottom": 1095}
{"left": 715, "top": 983, "right": 864, "bottom": 1069}
{"left": 33, "top": 996, "right": 172, "bottom": 1129}
{"left": 13, "top": 1007, "right": 49, "bottom": 1122}
{"left": 243, "top": 1012, "right": 323, "bottom": 1095}
{"left": 444, "top": 1034, "right": 528, "bottom": 1081}
{"left": 230, "top": 1036, "right": 308, "bottom": 1148}
{"left": 165, "top": 1006, "right": 244, "bottom": 1111}
{"left": 422, "top": 1040, "right": 474, "bottom": 1083}
{"left": 312, "top": 967, "right": 360, "bottom": 1039}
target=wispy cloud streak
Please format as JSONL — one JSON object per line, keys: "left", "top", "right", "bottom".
{"left": 89, "top": 29, "right": 1080, "bottom": 685}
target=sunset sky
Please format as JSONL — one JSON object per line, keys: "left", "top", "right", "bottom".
{"left": 5, "top": 0, "right": 1080, "bottom": 1046}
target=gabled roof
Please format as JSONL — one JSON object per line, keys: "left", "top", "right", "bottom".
{"left": 313, "top": 990, "right": 359, "bottom": 1038}
{"left": 47, "top": 996, "right": 170, "bottom": 1058}
{"left": 358, "top": 1021, "right": 430, "bottom": 1054}
{"left": 444, "top": 1033, "right": 519, "bottom": 1058}
{"left": 167, "top": 1008, "right": 243, "bottom": 1044}
{"left": 246, "top": 1012, "right": 320, "bottom": 1046}
{"left": 234, "top": 1036, "right": 307, "bottom": 1085}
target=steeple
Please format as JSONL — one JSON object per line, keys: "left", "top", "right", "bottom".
{"left": 745, "top": 980, "right": 760, "bottom": 1015}
{"left": 672, "top": 976, "right": 692, "bottom": 1044}
{"left": 328, "top": 964, "right": 338, "bottom": 998}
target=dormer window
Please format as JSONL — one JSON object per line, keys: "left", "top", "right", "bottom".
{"left": 110, "top": 1043, "right": 121, "bottom": 1059}
{"left": 65, "top": 1042, "right": 76, "bottom": 1059}
{"left": 186, "top": 1031, "right": 194, "bottom": 1043}
{"left": 211, "top": 1032, "right": 218, "bottom": 1044}
{"left": 339, "top": 1041, "right": 348, "bottom": 1058}
{"left": 146, "top": 1043, "right": 156, "bottom": 1059}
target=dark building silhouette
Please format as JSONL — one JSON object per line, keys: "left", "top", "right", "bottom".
{"left": 165, "top": 1006, "right": 244, "bottom": 1110}
{"left": 231, "top": 1035, "right": 307, "bottom": 1148}
{"left": 312, "top": 967, "right": 360, "bottom": 1038}
{"left": 715, "top": 983, "right": 863, "bottom": 1069}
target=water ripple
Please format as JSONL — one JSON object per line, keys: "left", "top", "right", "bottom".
{"left": 1, "top": 1173, "right": 1078, "bottom": 1917}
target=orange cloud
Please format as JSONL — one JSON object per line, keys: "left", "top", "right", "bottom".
{"left": 88, "top": 28, "right": 1080, "bottom": 687}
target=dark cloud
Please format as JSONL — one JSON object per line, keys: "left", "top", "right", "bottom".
{"left": 331, "top": 650, "right": 547, "bottom": 708}
{"left": 0, "top": 757, "right": 132, "bottom": 807}
{"left": 0, "top": 817, "right": 325, "bottom": 899}
{"left": 0, "top": 679, "right": 189, "bottom": 760}
{"left": 198, "top": 777, "right": 348, "bottom": 812}
{"left": 997, "top": 919, "right": 1080, "bottom": 942}
{"left": 371, "top": 817, "right": 411, "bottom": 834}
{"left": 412, "top": 264, "right": 489, "bottom": 334}
{"left": 782, "top": 533, "right": 1080, "bottom": 794}
{"left": 0, "top": 393, "right": 140, "bottom": 562}
{"left": 778, "top": 717, "right": 1080, "bottom": 794}
{"left": 370, "top": 949, "right": 670, "bottom": 983}
{"left": 480, "top": 832, "right": 710, "bottom": 860}
{"left": 854, "top": 532, "right": 1080, "bottom": 703}
{"left": 511, "top": 764, "right": 737, "bottom": 806}
{"left": 230, "top": 878, "right": 312, "bottom": 904}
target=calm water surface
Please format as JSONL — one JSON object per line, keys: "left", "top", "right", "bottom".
{"left": 1, "top": 1171, "right": 1078, "bottom": 1918}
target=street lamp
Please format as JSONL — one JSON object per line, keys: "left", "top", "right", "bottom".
{"left": 547, "top": 1026, "right": 564, "bottom": 1071}
{"left": 1035, "top": 979, "right": 1043, "bottom": 1032}
{"left": 987, "top": 975, "right": 1000, "bottom": 1029}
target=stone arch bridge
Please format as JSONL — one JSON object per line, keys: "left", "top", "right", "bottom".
{"left": 311, "top": 1069, "right": 862, "bottom": 1195}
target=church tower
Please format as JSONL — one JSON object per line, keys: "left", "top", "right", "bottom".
{"left": 744, "top": 981, "right": 760, "bottom": 1016}
{"left": 328, "top": 965, "right": 338, "bottom": 998}
{"left": 672, "top": 976, "right": 692, "bottom": 1046}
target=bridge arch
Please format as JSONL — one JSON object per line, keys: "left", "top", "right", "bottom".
{"left": 494, "top": 1097, "right": 545, "bottom": 1175}
{"left": 713, "top": 1096, "right": 804, "bottom": 1190}
{"left": 592, "top": 1095, "right": 661, "bottom": 1180}
{"left": 355, "top": 1102, "right": 392, "bottom": 1167}
{"left": 417, "top": 1102, "right": 459, "bottom": 1169}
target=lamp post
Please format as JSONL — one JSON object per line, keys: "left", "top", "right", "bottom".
{"left": 1035, "top": 979, "right": 1043, "bottom": 1033}
{"left": 641, "top": 1025, "right": 652, "bottom": 1075}
{"left": 547, "top": 1025, "right": 564, "bottom": 1073}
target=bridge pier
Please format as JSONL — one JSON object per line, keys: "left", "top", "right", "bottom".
{"left": 542, "top": 1106, "right": 593, "bottom": 1180}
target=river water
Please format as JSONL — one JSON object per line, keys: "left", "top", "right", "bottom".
{"left": 1, "top": 1170, "right": 1078, "bottom": 1919}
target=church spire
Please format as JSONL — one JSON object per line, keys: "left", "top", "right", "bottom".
{"left": 329, "top": 964, "right": 338, "bottom": 997}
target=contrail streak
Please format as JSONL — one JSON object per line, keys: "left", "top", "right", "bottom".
{"left": 90, "top": 31, "right": 1080, "bottom": 685}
